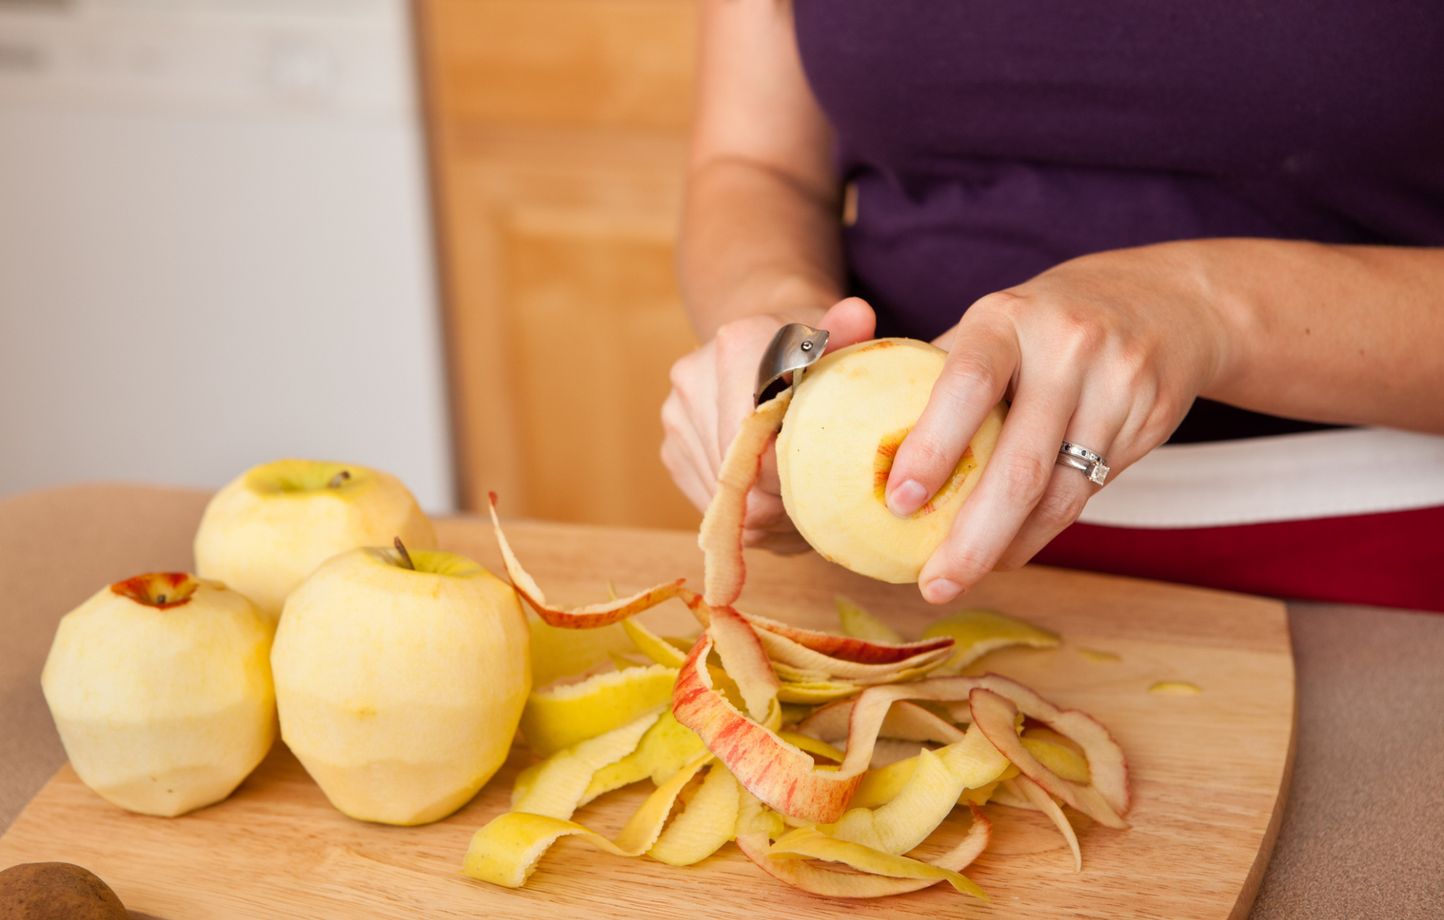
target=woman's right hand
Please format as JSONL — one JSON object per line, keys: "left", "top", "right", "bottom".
{"left": 660, "top": 298, "right": 877, "bottom": 551}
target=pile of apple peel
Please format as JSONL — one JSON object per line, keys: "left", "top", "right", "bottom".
{"left": 466, "top": 387, "right": 1132, "bottom": 900}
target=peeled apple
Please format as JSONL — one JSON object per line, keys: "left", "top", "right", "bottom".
{"left": 194, "top": 458, "right": 436, "bottom": 622}
{"left": 41, "top": 572, "right": 275, "bottom": 817}
{"left": 271, "top": 544, "right": 528, "bottom": 825}
{"left": 776, "top": 339, "right": 1006, "bottom": 584}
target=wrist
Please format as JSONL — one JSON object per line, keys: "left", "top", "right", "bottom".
{"left": 1155, "top": 239, "right": 1262, "bottom": 398}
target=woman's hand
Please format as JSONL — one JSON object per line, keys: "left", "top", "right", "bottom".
{"left": 884, "top": 244, "right": 1235, "bottom": 603}
{"left": 661, "top": 298, "right": 876, "bottom": 550}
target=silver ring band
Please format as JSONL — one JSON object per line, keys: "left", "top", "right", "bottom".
{"left": 1058, "top": 440, "right": 1111, "bottom": 486}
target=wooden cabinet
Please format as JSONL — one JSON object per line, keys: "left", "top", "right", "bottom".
{"left": 417, "top": 0, "right": 701, "bottom": 528}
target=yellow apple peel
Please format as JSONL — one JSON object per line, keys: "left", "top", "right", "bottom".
{"left": 922, "top": 609, "right": 1061, "bottom": 674}
{"left": 835, "top": 596, "right": 904, "bottom": 644}
{"left": 647, "top": 764, "right": 742, "bottom": 866}
{"left": 464, "top": 752, "right": 714, "bottom": 888}
{"left": 520, "top": 664, "right": 678, "bottom": 756}
{"left": 510, "top": 709, "right": 662, "bottom": 819}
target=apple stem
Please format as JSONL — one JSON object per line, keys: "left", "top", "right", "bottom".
{"left": 156, "top": 594, "right": 167, "bottom": 605}
{"left": 394, "top": 536, "right": 416, "bottom": 570}
{"left": 328, "top": 470, "right": 352, "bottom": 489}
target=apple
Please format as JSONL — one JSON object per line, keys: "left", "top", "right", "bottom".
{"left": 775, "top": 339, "right": 1006, "bottom": 584}
{"left": 194, "top": 459, "right": 435, "bottom": 622}
{"left": 270, "top": 541, "right": 529, "bottom": 825}
{"left": 41, "top": 572, "right": 275, "bottom": 817}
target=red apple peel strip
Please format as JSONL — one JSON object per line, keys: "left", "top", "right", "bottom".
{"left": 746, "top": 612, "right": 954, "bottom": 664}
{"left": 698, "top": 390, "right": 792, "bottom": 606}
{"left": 1008, "top": 775, "right": 1082, "bottom": 872}
{"left": 488, "top": 493, "right": 685, "bottom": 627}
{"left": 969, "top": 687, "right": 1128, "bottom": 829}
{"left": 752, "top": 627, "right": 953, "bottom": 682}
{"left": 707, "top": 603, "right": 779, "bottom": 723}
{"left": 895, "top": 673, "right": 1131, "bottom": 815}
{"left": 673, "top": 631, "right": 864, "bottom": 824}
{"left": 800, "top": 698, "right": 966, "bottom": 745}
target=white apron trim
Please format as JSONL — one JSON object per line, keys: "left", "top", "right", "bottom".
{"left": 1076, "top": 427, "right": 1444, "bottom": 529}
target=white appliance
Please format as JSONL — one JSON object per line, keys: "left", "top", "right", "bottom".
{"left": 0, "top": 0, "right": 455, "bottom": 511}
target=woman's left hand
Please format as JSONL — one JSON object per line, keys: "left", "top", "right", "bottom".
{"left": 883, "top": 243, "right": 1236, "bottom": 604}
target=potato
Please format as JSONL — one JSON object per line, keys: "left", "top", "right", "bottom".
{"left": 0, "top": 862, "right": 126, "bottom": 920}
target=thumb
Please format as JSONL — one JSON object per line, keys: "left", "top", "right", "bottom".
{"left": 818, "top": 297, "right": 876, "bottom": 353}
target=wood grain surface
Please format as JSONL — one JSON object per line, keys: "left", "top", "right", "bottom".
{"left": 0, "top": 518, "right": 1295, "bottom": 919}
{"left": 418, "top": 0, "right": 703, "bottom": 529}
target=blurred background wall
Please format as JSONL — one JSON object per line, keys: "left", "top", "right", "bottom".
{"left": 0, "top": 0, "right": 701, "bottom": 528}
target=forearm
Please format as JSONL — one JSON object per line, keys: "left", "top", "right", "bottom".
{"left": 1181, "top": 239, "right": 1444, "bottom": 432}
{"left": 679, "top": 157, "right": 844, "bottom": 340}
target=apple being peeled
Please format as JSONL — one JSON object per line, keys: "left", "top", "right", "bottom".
{"left": 270, "top": 542, "right": 529, "bottom": 825}
{"left": 777, "top": 339, "right": 1005, "bottom": 583}
{"left": 41, "top": 573, "right": 275, "bottom": 817}
{"left": 194, "top": 459, "right": 435, "bottom": 622}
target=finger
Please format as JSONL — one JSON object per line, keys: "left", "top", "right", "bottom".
{"left": 757, "top": 436, "right": 783, "bottom": 496}
{"left": 716, "top": 334, "right": 767, "bottom": 480}
{"left": 996, "top": 418, "right": 1123, "bottom": 571}
{"left": 886, "top": 311, "right": 1018, "bottom": 517}
{"left": 744, "top": 480, "right": 793, "bottom": 532}
{"left": 818, "top": 296, "right": 876, "bottom": 354}
{"left": 732, "top": 299, "right": 877, "bottom": 497}
{"left": 672, "top": 352, "right": 723, "bottom": 480}
{"left": 661, "top": 392, "right": 719, "bottom": 511}
{"left": 660, "top": 437, "right": 713, "bottom": 514}
{"left": 917, "top": 371, "right": 1080, "bottom": 603}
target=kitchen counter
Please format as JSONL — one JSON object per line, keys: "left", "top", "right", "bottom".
{"left": 2, "top": 484, "right": 1440, "bottom": 918}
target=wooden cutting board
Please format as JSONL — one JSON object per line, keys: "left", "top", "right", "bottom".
{"left": 0, "top": 518, "right": 1295, "bottom": 919}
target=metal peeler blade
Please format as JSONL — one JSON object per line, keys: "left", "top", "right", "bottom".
{"left": 754, "top": 323, "right": 830, "bottom": 406}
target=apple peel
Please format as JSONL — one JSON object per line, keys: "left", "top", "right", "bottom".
{"left": 766, "top": 826, "right": 987, "bottom": 900}
{"left": 922, "top": 609, "right": 1061, "bottom": 674}
{"left": 520, "top": 663, "right": 678, "bottom": 756}
{"left": 582, "top": 711, "right": 707, "bottom": 805}
{"left": 1022, "top": 729, "right": 1092, "bottom": 785}
{"left": 708, "top": 603, "right": 779, "bottom": 722}
{"left": 698, "top": 391, "right": 792, "bottom": 606}
{"left": 464, "top": 752, "right": 713, "bottom": 888}
{"left": 835, "top": 596, "right": 904, "bottom": 644}
{"left": 672, "top": 630, "right": 864, "bottom": 823}
{"left": 753, "top": 627, "right": 953, "bottom": 683}
{"left": 735, "top": 793, "right": 991, "bottom": 900}
{"left": 622, "top": 618, "right": 689, "bottom": 668}
{"left": 1009, "top": 775, "right": 1082, "bottom": 872}
{"left": 799, "top": 698, "right": 966, "bottom": 745}
{"left": 825, "top": 724, "right": 1007, "bottom": 855}
{"left": 746, "top": 612, "right": 953, "bottom": 665}
{"left": 647, "top": 763, "right": 741, "bottom": 866}
{"left": 830, "top": 724, "right": 1008, "bottom": 849}
{"left": 511, "top": 709, "right": 663, "bottom": 819}
{"left": 969, "top": 687, "right": 1128, "bottom": 829}
{"left": 776, "top": 679, "right": 865, "bottom": 704}
{"left": 489, "top": 493, "right": 685, "bottom": 628}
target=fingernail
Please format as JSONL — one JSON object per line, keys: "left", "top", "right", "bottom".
{"left": 923, "top": 578, "right": 962, "bottom": 604}
{"left": 887, "top": 479, "right": 928, "bottom": 516}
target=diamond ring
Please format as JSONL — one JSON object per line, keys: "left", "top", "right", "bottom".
{"left": 1057, "top": 441, "right": 1111, "bottom": 486}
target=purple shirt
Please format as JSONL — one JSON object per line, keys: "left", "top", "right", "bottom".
{"left": 792, "top": 1, "right": 1444, "bottom": 441}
